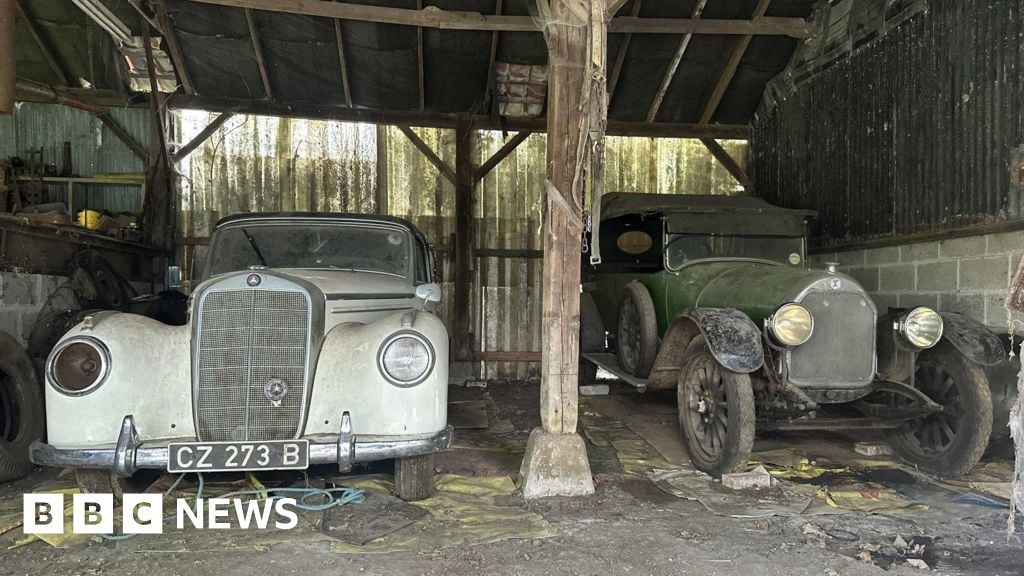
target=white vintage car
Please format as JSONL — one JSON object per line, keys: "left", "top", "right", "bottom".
{"left": 31, "top": 213, "right": 451, "bottom": 501}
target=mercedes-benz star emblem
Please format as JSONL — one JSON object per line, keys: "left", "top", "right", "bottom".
{"left": 264, "top": 378, "right": 289, "bottom": 404}
{"left": 246, "top": 273, "right": 262, "bottom": 287}
{"left": 829, "top": 278, "right": 843, "bottom": 290}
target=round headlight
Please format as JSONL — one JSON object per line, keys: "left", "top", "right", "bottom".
{"left": 898, "top": 307, "right": 943, "bottom": 348}
{"left": 378, "top": 333, "right": 434, "bottom": 386}
{"left": 767, "top": 303, "right": 814, "bottom": 347}
{"left": 47, "top": 337, "right": 110, "bottom": 395}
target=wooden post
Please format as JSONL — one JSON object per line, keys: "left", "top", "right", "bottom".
{"left": 453, "top": 115, "right": 474, "bottom": 361}
{"left": 519, "top": 0, "right": 602, "bottom": 499}
{"left": 0, "top": 0, "right": 15, "bottom": 115}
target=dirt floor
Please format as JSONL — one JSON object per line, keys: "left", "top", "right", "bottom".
{"left": 1, "top": 380, "right": 1021, "bottom": 575}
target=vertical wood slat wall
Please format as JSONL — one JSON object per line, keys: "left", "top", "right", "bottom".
{"left": 176, "top": 112, "right": 746, "bottom": 378}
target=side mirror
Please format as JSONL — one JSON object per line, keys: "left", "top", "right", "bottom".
{"left": 415, "top": 282, "right": 442, "bottom": 303}
{"left": 166, "top": 265, "right": 182, "bottom": 290}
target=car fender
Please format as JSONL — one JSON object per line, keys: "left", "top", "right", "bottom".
{"left": 939, "top": 312, "right": 1004, "bottom": 366}
{"left": 647, "top": 308, "right": 763, "bottom": 389}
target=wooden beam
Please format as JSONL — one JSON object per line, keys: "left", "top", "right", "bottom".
{"left": 646, "top": 0, "right": 706, "bottom": 123}
{"left": 185, "top": 0, "right": 810, "bottom": 37}
{"left": 484, "top": 0, "right": 502, "bottom": 109}
{"left": 474, "top": 131, "right": 531, "bottom": 181}
{"left": 172, "top": 112, "right": 234, "bottom": 163}
{"left": 16, "top": 0, "right": 70, "bottom": 86}
{"left": 416, "top": 0, "right": 424, "bottom": 111}
{"left": 153, "top": 0, "right": 196, "bottom": 95}
{"left": 245, "top": 8, "right": 274, "bottom": 102}
{"left": 606, "top": 0, "right": 641, "bottom": 106}
{"left": 126, "top": 0, "right": 165, "bottom": 36}
{"left": 606, "top": 0, "right": 630, "bottom": 16}
{"left": 452, "top": 115, "right": 474, "bottom": 361}
{"left": 396, "top": 125, "right": 456, "bottom": 184}
{"left": 333, "top": 19, "right": 352, "bottom": 106}
{"left": 475, "top": 351, "right": 541, "bottom": 362}
{"left": 700, "top": 137, "right": 748, "bottom": 188}
{"left": 96, "top": 112, "right": 148, "bottom": 162}
{"left": 698, "top": 0, "right": 771, "bottom": 124}
{"left": 0, "top": 0, "right": 13, "bottom": 115}
{"left": 166, "top": 94, "right": 752, "bottom": 139}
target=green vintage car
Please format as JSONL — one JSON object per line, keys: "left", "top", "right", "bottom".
{"left": 581, "top": 193, "right": 1003, "bottom": 478}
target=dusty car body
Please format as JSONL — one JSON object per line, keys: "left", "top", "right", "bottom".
{"left": 582, "top": 193, "right": 1002, "bottom": 478}
{"left": 31, "top": 213, "right": 450, "bottom": 500}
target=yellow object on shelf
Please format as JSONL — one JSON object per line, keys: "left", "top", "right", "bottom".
{"left": 76, "top": 209, "right": 103, "bottom": 230}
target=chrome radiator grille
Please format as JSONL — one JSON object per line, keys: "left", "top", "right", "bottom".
{"left": 788, "top": 291, "right": 875, "bottom": 385}
{"left": 196, "top": 289, "right": 310, "bottom": 441}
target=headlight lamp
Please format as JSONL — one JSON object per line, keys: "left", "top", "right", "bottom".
{"left": 378, "top": 332, "right": 434, "bottom": 386}
{"left": 896, "top": 307, "right": 943, "bottom": 349}
{"left": 766, "top": 303, "right": 814, "bottom": 347}
{"left": 47, "top": 337, "right": 110, "bottom": 395}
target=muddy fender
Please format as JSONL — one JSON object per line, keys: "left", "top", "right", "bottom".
{"left": 680, "top": 308, "right": 763, "bottom": 373}
{"left": 939, "top": 312, "right": 1003, "bottom": 367}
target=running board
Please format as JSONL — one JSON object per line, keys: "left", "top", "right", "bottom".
{"left": 581, "top": 353, "right": 648, "bottom": 392}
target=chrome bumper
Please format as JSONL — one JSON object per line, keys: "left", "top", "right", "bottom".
{"left": 31, "top": 413, "right": 453, "bottom": 477}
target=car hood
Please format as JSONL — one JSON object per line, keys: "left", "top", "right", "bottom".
{"left": 675, "top": 261, "right": 866, "bottom": 324}
{"left": 196, "top": 269, "right": 416, "bottom": 301}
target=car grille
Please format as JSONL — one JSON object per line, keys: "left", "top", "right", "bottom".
{"left": 195, "top": 289, "right": 310, "bottom": 441}
{"left": 788, "top": 290, "right": 875, "bottom": 386}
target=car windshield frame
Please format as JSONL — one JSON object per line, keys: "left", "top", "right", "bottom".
{"left": 664, "top": 233, "right": 807, "bottom": 272}
{"left": 203, "top": 219, "right": 418, "bottom": 280}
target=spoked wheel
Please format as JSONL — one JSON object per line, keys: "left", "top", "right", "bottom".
{"left": 616, "top": 282, "right": 658, "bottom": 378}
{"left": 886, "top": 341, "right": 991, "bottom": 478}
{"left": 677, "top": 337, "right": 754, "bottom": 477}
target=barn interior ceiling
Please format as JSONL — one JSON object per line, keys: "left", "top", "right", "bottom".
{"left": 11, "top": 0, "right": 818, "bottom": 135}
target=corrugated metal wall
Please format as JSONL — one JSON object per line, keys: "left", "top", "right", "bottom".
{"left": 0, "top": 102, "right": 150, "bottom": 213}
{"left": 176, "top": 110, "right": 746, "bottom": 378}
{"left": 752, "top": 0, "right": 1024, "bottom": 246}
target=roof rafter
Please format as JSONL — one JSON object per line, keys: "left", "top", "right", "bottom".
{"left": 607, "top": 0, "right": 641, "bottom": 106}
{"left": 698, "top": 0, "right": 771, "bottom": 124}
{"left": 184, "top": 0, "right": 810, "bottom": 37}
{"left": 153, "top": 0, "right": 196, "bottom": 95}
{"left": 16, "top": 0, "right": 70, "bottom": 86}
{"left": 333, "top": 19, "right": 352, "bottom": 106}
{"left": 483, "top": 0, "right": 502, "bottom": 110}
{"left": 646, "top": 0, "right": 707, "bottom": 122}
{"left": 244, "top": 7, "right": 274, "bottom": 102}
{"left": 416, "top": 0, "right": 424, "bottom": 111}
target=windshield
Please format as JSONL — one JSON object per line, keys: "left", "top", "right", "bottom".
{"left": 206, "top": 223, "right": 413, "bottom": 278}
{"left": 666, "top": 234, "right": 804, "bottom": 269}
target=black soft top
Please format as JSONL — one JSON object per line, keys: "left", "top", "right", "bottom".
{"left": 600, "top": 193, "right": 816, "bottom": 237}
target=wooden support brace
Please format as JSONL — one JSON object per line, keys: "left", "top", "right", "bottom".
{"left": 698, "top": 0, "right": 771, "bottom": 125}
{"left": 452, "top": 115, "right": 474, "bottom": 361}
{"left": 473, "top": 131, "right": 531, "bottom": 181}
{"left": 396, "top": 125, "right": 456, "bottom": 184}
{"left": 605, "top": 0, "right": 641, "bottom": 105}
{"left": 700, "top": 137, "right": 749, "bottom": 188}
{"left": 416, "top": 0, "right": 425, "bottom": 111}
{"left": 96, "top": 113, "right": 148, "bottom": 162}
{"left": 646, "top": 0, "right": 706, "bottom": 123}
{"left": 173, "top": 112, "right": 234, "bottom": 163}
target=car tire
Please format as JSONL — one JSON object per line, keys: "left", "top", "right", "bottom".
{"left": 579, "top": 293, "right": 605, "bottom": 386}
{"left": 0, "top": 333, "right": 44, "bottom": 483}
{"left": 677, "top": 337, "right": 755, "bottom": 477}
{"left": 395, "top": 454, "right": 435, "bottom": 501}
{"left": 74, "top": 469, "right": 159, "bottom": 502}
{"left": 886, "top": 340, "right": 992, "bottom": 478}
{"left": 616, "top": 282, "right": 658, "bottom": 378}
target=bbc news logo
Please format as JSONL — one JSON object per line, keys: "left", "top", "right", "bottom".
{"left": 23, "top": 494, "right": 300, "bottom": 534}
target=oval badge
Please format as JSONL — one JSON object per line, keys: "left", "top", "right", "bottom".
{"left": 246, "top": 273, "right": 262, "bottom": 287}
{"left": 616, "top": 230, "right": 653, "bottom": 255}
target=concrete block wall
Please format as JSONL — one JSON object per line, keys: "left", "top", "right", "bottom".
{"left": 0, "top": 272, "right": 64, "bottom": 347}
{"left": 810, "top": 230, "right": 1024, "bottom": 330}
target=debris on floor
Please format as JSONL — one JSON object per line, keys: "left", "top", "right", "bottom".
{"left": 721, "top": 466, "right": 773, "bottom": 490}
{"left": 853, "top": 442, "right": 894, "bottom": 457}
{"left": 448, "top": 400, "right": 491, "bottom": 429}
{"left": 649, "top": 468, "right": 811, "bottom": 518}
{"left": 579, "top": 384, "right": 610, "bottom": 396}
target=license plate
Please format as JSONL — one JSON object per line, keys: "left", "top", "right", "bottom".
{"left": 167, "top": 440, "right": 309, "bottom": 473}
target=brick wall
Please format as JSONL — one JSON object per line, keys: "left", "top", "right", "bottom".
{"left": 0, "top": 272, "right": 65, "bottom": 347}
{"left": 810, "top": 231, "right": 1024, "bottom": 330}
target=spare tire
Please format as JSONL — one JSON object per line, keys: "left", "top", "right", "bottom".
{"left": 68, "top": 250, "right": 134, "bottom": 311}
{"left": 0, "top": 333, "right": 44, "bottom": 482}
